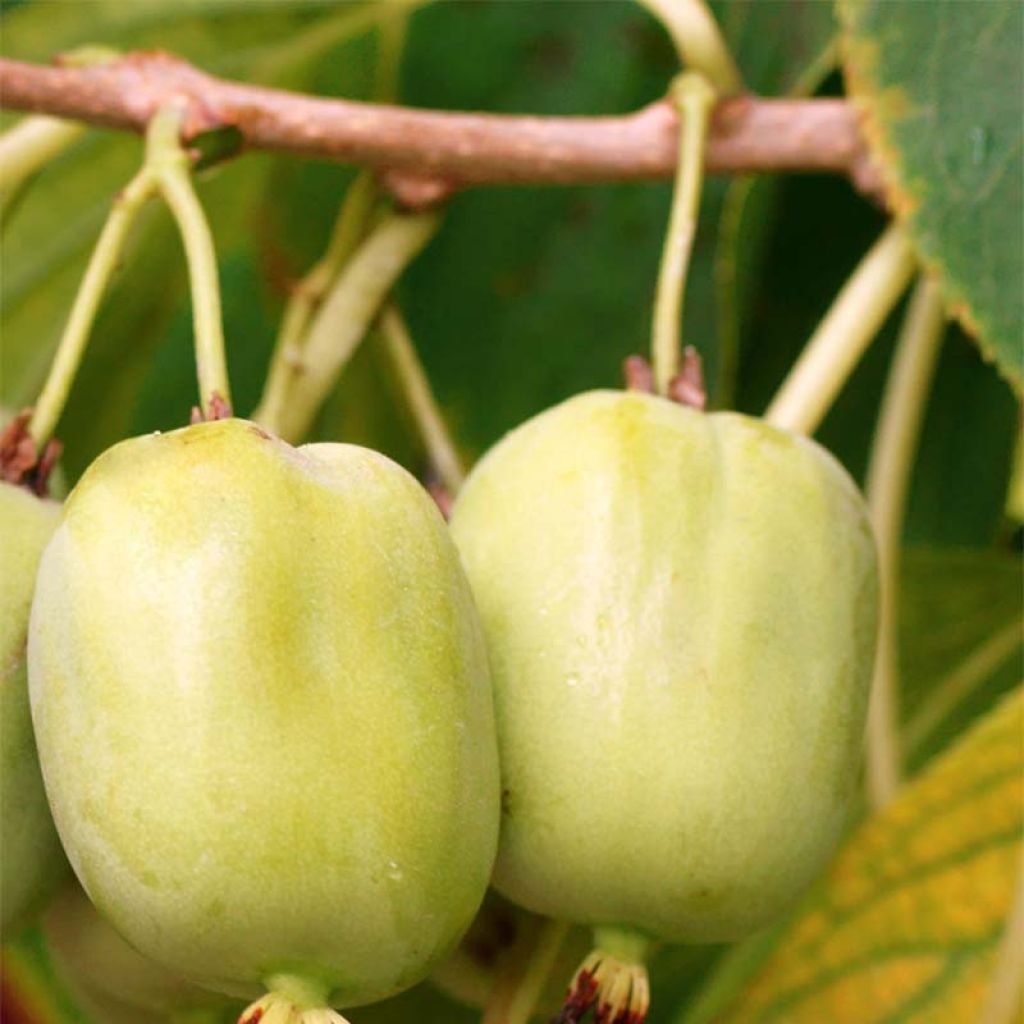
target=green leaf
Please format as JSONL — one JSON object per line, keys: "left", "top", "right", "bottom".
{"left": 900, "top": 548, "right": 1023, "bottom": 772}
{"left": 713, "top": 688, "right": 1024, "bottom": 1023}
{"left": 839, "top": 0, "right": 1024, "bottom": 390}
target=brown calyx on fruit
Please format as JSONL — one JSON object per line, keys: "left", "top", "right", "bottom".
{"left": 622, "top": 355, "right": 654, "bottom": 394}
{"left": 0, "top": 410, "right": 61, "bottom": 496}
{"left": 667, "top": 346, "right": 706, "bottom": 410}
{"left": 554, "top": 951, "right": 650, "bottom": 1024}
{"left": 190, "top": 390, "right": 234, "bottom": 425}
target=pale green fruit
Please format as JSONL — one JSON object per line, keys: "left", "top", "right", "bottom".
{"left": 29, "top": 419, "right": 500, "bottom": 1017}
{"left": 44, "top": 883, "right": 241, "bottom": 1023}
{"left": 449, "top": 391, "right": 879, "bottom": 947}
{"left": 1, "top": 480, "right": 67, "bottom": 934}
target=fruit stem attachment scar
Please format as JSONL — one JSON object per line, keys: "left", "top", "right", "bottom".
{"left": 557, "top": 928, "right": 652, "bottom": 1024}
{"left": 145, "top": 104, "right": 232, "bottom": 419}
{"left": 650, "top": 71, "right": 716, "bottom": 396}
{"left": 763, "top": 223, "right": 916, "bottom": 436}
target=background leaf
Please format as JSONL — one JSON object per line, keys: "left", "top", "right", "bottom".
{"left": 713, "top": 689, "right": 1024, "bottom": 1023}
{"left": 838, "top": 0, "right": 1024, "bottom": 389}
{"left": 899, "top": 548, "right": 1023, "bottom": 773}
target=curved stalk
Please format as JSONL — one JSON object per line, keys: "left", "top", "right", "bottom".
{"left": 634, "top": 0, "right": 743, "bottom": 96}
{"left": 651, "top": 71, "right": 717, "bottom": 395}
{"left": 255, "top": 170, "right": 377, "bottom": 432}
{"left": 271, "top": 209, "right": 440, "bottom": 443}
{"left": 764, "top": 224, "right": 916, "bottom": 435}
{"left": 379, "top": 305, "right": 464, "bottom": 493}
{"left": 0, "top": 116, "right": 83, "bottom": 196}
{"left": 26, "top": 167, "right": 157, "bottom": 448}
{"left": 146, "top": 106, "right": 231, "bottom": 414}
{"left": 481, "top": 918, "right": 569, "bottom": 1024}
{"left": 862, "top": 275, "right": 946, "bottom": 809}
{"left": 254, "top": 5, "right": 411, "bottom": 434}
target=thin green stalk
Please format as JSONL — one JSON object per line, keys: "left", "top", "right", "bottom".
{"left": 651, "top": 71, "right": 717, "bottom": 395}
{"left": 146, "top": 106, "right": 231, "bottom": 413}
{"left": 0, "top": 116, "right": 84, "bottom": 196}
{"left": 255, "top": 170, "right": 378, "bottom": 432}
{"left": 862, "top": 275, "right": 947, "bottom": 809}
{"left": 254, "top": 4, "right": 411, "bottom": 435}
{"left": 481, "top": 918, "right": 570, "bottom": 1024}
{"left": 379, "top": 305, "right": 464, "bottom": 493}
{"left": 273, "top": 210, "right": 441, "bottom": 444}
{"left": 634, "top": 0, "right": 743, "bottom": 95}
{"left": 375, "top": 1, "right": 410, "bottom": 102}
{"left": 904, "top": 620, "right": 1023, "bottom": 760}
{"left": 26, "top": 167, "right": 157, "bottom": 448}
{"left": 764, "top": 224, "right": 916, "bottom": 436}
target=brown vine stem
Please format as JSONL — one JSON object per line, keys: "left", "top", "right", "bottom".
{"left": 0, "top": 53, "right": 884, "bottom": 202}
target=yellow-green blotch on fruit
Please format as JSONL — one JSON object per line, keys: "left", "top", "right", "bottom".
{"left": 1, "top": 480, "right": 66, "bottom": 934}
{"left": 29, "top": 419, "right": 500, "bottom": 1018}
{"left": 449, "top": 391, "right": 879, "bottom": 1018}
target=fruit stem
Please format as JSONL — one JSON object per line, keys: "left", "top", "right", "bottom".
{"left": 633, "top": 0, "right": 743, "bottom": 96}
{"left": 763, "top": 223, "right": 916, "bottom": 435}
{"left": 591, "top": 926, "right": 652, "bottom": 966}
{"left": 481, "top": 916, "right": 569, "bottom": 1024}
{"left": 253, "top": 6, "right": 410, "bottom": 439}
{"left": 379, "top": 304, "right": 465, "bottom": 494}
{"left": 269, "top": 208, "right": 441, "bottom": 443}
{"left": 26, "top": 166, "right": 158, "bottom": 449}
{"left": 650, "top": 72, "right": 717, "bottom": 396}
{"left": 146, "top": 105, "right": 232, "bottom": 417}
{"left": 0, "top": 116, "right": 84, "bottom": 198}
{"left": 255, "top": 170, "right": 379, "bottom": 435}
{"left": 863, "top": 274, "right": 946, "bottom": 810}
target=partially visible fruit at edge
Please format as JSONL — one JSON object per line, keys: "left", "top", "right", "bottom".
{"left": 1, "top": 480, "right": 67, "bottom": 935}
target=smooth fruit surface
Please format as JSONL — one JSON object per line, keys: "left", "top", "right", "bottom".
{"left": 449, "top": 390, "right": 879, "bottom": 943}
{"left": 29, "top": 419, "right": 499, "bottom": 1005}
{"left": 1, "top": 480, "right": 66, "bottom": 933}
{"left": 43, "top": 883, "right": 241, "bottom": 1021}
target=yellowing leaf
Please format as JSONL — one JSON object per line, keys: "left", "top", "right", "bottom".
{"left": 716, "top": 689, "right": 1023, "bottom": 1023}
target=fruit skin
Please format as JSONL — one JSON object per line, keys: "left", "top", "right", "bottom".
{"left": 43, "top": 882, "right": 242, "bottom": 1022}
{"left": 1, "top": 480, "right": 67, "bottom": 934}
{"left": 449, "top": 390, "right": 879, "bottom": 944}
{"left": 29, "top": 418, "right": 500, "bottom": 1005}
